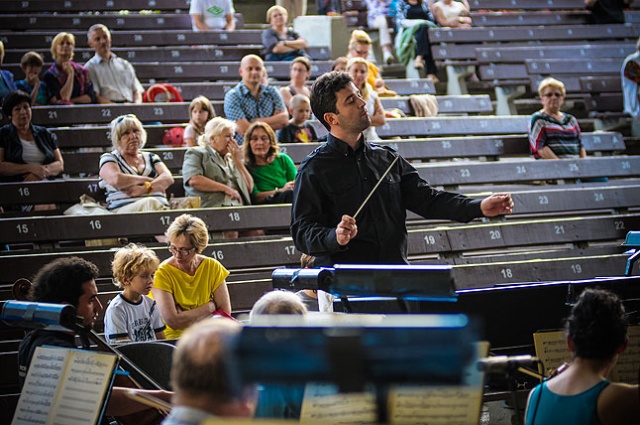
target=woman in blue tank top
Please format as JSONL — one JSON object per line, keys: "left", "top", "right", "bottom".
{"left": 525, "top": 288, "right": 639, "bottom": 425}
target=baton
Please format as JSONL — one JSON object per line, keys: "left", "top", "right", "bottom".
{"left": 353, "top": 156, "right": 399, "bottom": 220}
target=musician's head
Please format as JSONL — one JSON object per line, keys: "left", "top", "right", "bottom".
{"left": 249, "top": 290, "right": 307, "bottom": 321}
{"left": 171, "top": 319, "right": 257, "bottom": 417}
{"left": 566, "top": 288, "right": 628, "bottom": 361}
{"left": 30, "top": 257, "right": 102, "bottom": 328}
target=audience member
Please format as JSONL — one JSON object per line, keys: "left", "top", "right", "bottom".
{"left": 99, "top": 114, "right": 174, "bottom": 212}
{"left": 524, "top": 288, "right": 640, "bottom": 425}
{"left": 152, "top": 214, "right": 233, "bottom": 340}
{"left": 622, "top": 35, "right": 640, "bottom": 137}
{"left": 528, "top": 77, "right": 586, "bottom": 160}
{"left": 347, "top": 57, "right": 386, "bottom": 141}
{"left": 291, "top": 71, "right": 513, "bottom": 266}
{"left": 244, "top": 121, "right": 296, "bottom": 204}
{"left": 347, "top": 30, "right": 397, "bottom": 97}
{"left": 277, "top": 94, "right": 318, "bottom": 144}
{"left": 182, "top": 117, "right": 253, "bottom": 208}
{"left": 44, "top": 32, "right": 98, "bottom": 104}
{"left": 224, "top": 55, "right": 288, "bottom": 144}
{"left": 0, "top": 90, "right": 63, "bottom": 186}
{"left": 277, "top": 0, "right": 308, "bottom": 21}
{"left": 15, "top": 52, "right": 50, "bottom": 106}
{"left": 184, "top": 96, "right": 217, "bottom": 147}
{"left": 250, "top": 290, "right": 307, "bottom": 420}
{"left": 332, "top": 56, "right": 348, "bottom": 72}
{"left": 395, "top": 0, "right": 439, "bottom": 81}
{"left": 189, "top": 0, "right": 236, "bottom": 31}
{"left": 0, "top": 41, "right": 16, "bottom": 102}
{"left": 18, "top": 257, "right": 171, "bottom": 417}
{"left": 104, "top": 243, "right": 166, "bottom": 345}
{"left": 85, "top": 24, "right": 144, "bottom": 104}
{"left": 316, "top": 0, "right": 340, "bottom": 15}
{"left": 279, "top": 56, "right": 312, "bottom": 110}
{"left": 585, "top": 0, "right": 632, "bottom": 24}
{"left": 432, "top": 0, "right": 472, "bottom": 28}
{"left": 261, "top": 6, "right": 309, "bottom": 61}
{"left": 365, "top": 0, "right": 397, "bottom": 64}
{"left": 164, "top": 319, "right": 257, "bottom": 424}
{"left": 295, "top": 253, "right": 336, "bottom": 312}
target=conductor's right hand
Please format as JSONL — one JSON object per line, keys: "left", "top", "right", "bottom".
{"left": 336, "top": 214, "right": 357, "bottom": 246}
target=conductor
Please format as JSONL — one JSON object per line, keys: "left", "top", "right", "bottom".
{"left": 290, "top": 71, "right": 514, "bottom": 266}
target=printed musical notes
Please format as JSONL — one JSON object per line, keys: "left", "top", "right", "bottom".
{"left": 12, "top": 346, "right": 119, "bottom": 425}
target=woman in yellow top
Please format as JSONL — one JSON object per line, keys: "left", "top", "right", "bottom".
{"left": 152, "top": 213, "right": 232, "bottom": 339}
{"left": 346, "top": 30, "right": 397, "bottom": 97}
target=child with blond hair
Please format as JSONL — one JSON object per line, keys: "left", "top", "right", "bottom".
{"left": 277, "top": 94, "right": 318, "bottom": 143}
{"left": 104, "top": 243, "right": 166, "bottom": 345}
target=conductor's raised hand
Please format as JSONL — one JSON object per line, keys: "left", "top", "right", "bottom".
{"left": 336, "top": 214, "right": 357, "bottom": 246}
{"left": 480, "top": 193, "right": 514, "bottom": 217}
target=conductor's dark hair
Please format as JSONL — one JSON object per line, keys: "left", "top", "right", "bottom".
{"left": 565, "top": 288, "right": 628, "bottom": 360}
{"left": 310, "top": 71, "right": 354, "bottom": 130}
{"left": 29, "top": 257, "right": 100, "bottom": 308}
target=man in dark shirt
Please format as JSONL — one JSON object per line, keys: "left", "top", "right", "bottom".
{"left": 290, "top": 72, "right": 514, "bottom": 266}
{"left": 585, "top": 0, "right": 632, "bottom": 24}
{"left": 17, "top": 257, "right": 171, "bottom": 417}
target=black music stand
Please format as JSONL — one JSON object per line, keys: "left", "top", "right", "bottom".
{"left": 272, "top": 264, "right": 456, "bottom": 313}
{"left": 233, "top": 314, "right": 477, "bottom": 424}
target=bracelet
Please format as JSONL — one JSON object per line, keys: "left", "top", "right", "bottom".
{"left": 144, "top": 181, "right": 153, "bottom": 194}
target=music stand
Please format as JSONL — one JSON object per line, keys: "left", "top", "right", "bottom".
{"left": 272, "top": 264, "right": 456, "bottom": 313}
{"left": 232, "top": 314, "right": 477, "bottom": 423}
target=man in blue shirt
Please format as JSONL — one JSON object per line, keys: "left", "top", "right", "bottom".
{"left": 224, "top": 54, "right": 288, "bottom": 144}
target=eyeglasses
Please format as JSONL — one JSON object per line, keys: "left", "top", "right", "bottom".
{"left": 168, "top": 245, "right": 197, "bottom": 256}
{"left": 542, "top": 92, "right": 563, "bottom": 98}
{"left": 115, "top": 113, "right": 136, "bottom": 124}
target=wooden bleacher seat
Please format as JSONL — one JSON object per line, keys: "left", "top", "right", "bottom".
{"left": 1, "top": 0, "right": 191, "bottom": 13}
{"left": 470, "top": 10, "right": 591, "bottom": 27}
{"left": 0, "top": 13, "right": 193, "bottom": 31}
{"left": 56, "top": 131, "right": 627, "bottom": 176}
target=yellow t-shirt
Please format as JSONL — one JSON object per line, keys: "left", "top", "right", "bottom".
{"left": 153, "top": 256, "right": 229, "bottom": 339}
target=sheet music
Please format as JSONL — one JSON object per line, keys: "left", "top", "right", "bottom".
{"left": 299, "top": 383, "right": 377, "bottom": 424}
{"left": 610, "top": 325, "right": 640, "bottom": 384}
{"left": 389, "top": 386, "right": 482, "bottom": 425}
{"left": 12, "top": 347, "right": 69, "bottom": 425}
{"left": 533, "top": 331, "right": 570, "bottom": 377}
{"left": 534, "top": 326, "right": 640, "bottom": 383}
{"left": 12, "top": 346, "right": 118, "bottom": 425}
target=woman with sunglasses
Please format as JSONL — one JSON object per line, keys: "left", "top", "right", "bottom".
{"left": 152, "top": 213, "right": 232, "bottom": 339}
{"left": 99, "top": 114, "right": 174, "bottom": 212}
{"left": 528, "top": 77, "right": 586, "bottom": 160}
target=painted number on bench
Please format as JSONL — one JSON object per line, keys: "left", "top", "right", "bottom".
{"left": 219, "top": 66, "right": 229, "bottom": 74}
{"left": 500, "top": 268, "right": 512, "bottom": 279}
{"left": 538, "top": 195, "right": 549, "bottom": 205}
{"left": 16, "top": 224, "right": 29, "bottom": 234}
{"left": 593, "top": 192, "right": 604, "bottom": 202}
{"left": 160, "top": 216, "right": 172, "bottom": 226}
{"left": 285, "top": 245, "right": 296, "bottom": 255}
{"left": 176, "top": 33, "right": 186, "bottom": 41}
{"left": 87, "top": 183, "right": 99, "bottom": 193}
{"left": 154, "top": 107, "right": 164, "bottom": 116}
{"left": 18, "top": 187, "right": 30, "bottom": 197}
{"left": 516, "top": 165, "right": 526, "bottom": 174}
{"left": 101, "top": 109, "right": 112, "bottom": 118}
{"left": 229, "top": 212, "right": 241, "bottom": 221}
{"left": 424, "top": 235, "right": 436, "bottom": 246}
{"left": 555, "top": 225, "right": 565, "bottom": 235}
{"left": 614, "top": 220, "right": 625, "bottom": 230}
{"left": 89, "top": 220, "right": 102, "bottom": 230}
{"left": 48, "top": 110, "right": 58, "bottom": 120}
{"left": 211, "top": 250, "right": 224, "bottom": 260}
{"left": 441, "top": 141, "right": 452, "bottom": 149}
{"left": 174, "top": 66, "right": 183, "bottom": 75}
{"left": 459, "top": 169, "right": 471, "bottom": 178}
{"left": 162, "top": 152, "right": 174, "bottom": 161}
{"left": 571, "top": 264, "right": 582, "bottom": 274}
{"left": 489, "top": 230, "right": 501, "bottom": 240}
{"left": 621, "top": 161, "right": 631, "bottom": 170}
{"left": 569, "top": 163, "right": 579, "bottom": 172}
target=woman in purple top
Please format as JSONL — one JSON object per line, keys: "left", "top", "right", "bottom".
{"left": 43, "top": 32, "right": 97, "bottom": 104}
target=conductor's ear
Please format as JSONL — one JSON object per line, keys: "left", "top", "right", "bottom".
{"left": 323, "top": 112, "right": 337, "bottom": 127}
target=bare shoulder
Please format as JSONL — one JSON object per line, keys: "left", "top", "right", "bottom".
{"left": 598, "top": 382, "right": 640, "bottom": 425}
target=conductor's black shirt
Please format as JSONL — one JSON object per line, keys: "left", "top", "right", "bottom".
{"left": 290, "top": 133, "right": 483, "bottom": 266}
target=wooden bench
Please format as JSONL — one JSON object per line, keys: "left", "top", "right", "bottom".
{"left": 0, "top": 29, "right": 263, "bottom": 50}
{"left": 0, "top": 13, "right": 193, "bottom": 31}
{"left": 0, "top": 0, "right": 191, "bottom": 12}
{"left": 470, "top": 10, "right": 591, "bottom": 27}
{"left": 57, "top": 131, "right": 626, "bottom": 176}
